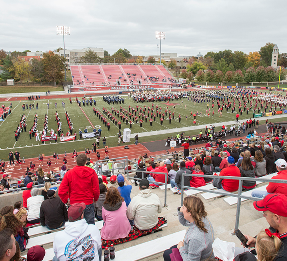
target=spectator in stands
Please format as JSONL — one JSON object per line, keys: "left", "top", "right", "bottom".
{"left": 174, "top": 161, "right": 192, "bottom": 194}
{"left": 27, "top": 188, "right": 44, "bottom": 224}
{"left": 0, "top": 228, "right": 17, "bottom": 261}
{"left": 239, "top": 157, "right": 256, "bottom": 191}
{"left": 101, "top": 187, "right": 131, "bottom": 240}
{"left": 252, "top": 159, "right": 287, "bottom": 198}
{"left": 94, "top": 183, "right": 107, "bottom": 221}
{"left": 274, "top": 145, "right": 285, "bottom": 161}
{"left": 127, "top": 178, "right": 161, "bottom": 230}
{"left": 168, "top": 163, "right": 178, "bottom": 188}
{"left": 163, "top": 196, "right": 214, "bottom": 261}
{"left": 58, "top": 153, "right": 100, "bottom": 225}
{"left": 254, "top": 150, "right": 266, "bottom": 177}
{"left": 1, "top": 175, "right": 10, "bottom": 190}
{"left": 202, "top": 156, "right": 214, "bottom": 183}
{"left": 148, "top": 161, "right": 168, "bottom": 187}
{"left": 13, "top": 202, "right": 22, "bottom": 215}
{"left": 53, "top": 202, "right": 102, "bottom": 261}
{"left": 22, "top": 182, "right": 33, "bottom": 208}
{"left": 264, "top": 147, "right": 276, "bottom": 175}
{"left": 181, "top": 141, "right": 190, "bottom": 158}
{"left": 219, "top": 152, "right": 228, "bottom": 170}
{"left": 41, "top": 182, "right": 51, "bottom": 200}
{"left": 213, "top": 156, "right": 241, "bottom": 192}
{"left": 134, "top": 162, "right": 146, "bottom": 186}
{"left": 212, "top": 151, "right": 222, "bottom": 172}
{"left": 36, "top": 168, "right": 45, "bottom": 185}
{"left": 24, "top": 172, "right": 33, "bottom": 187}
{"left": 194, "top": 154, "right": 203, "bottom": 170}
{"left": 230, "top": 147, "right": 239, "bottom": 163}
{"left": 60, "top": 165, "right": 66, "bottom": 179}
{"left": 185, "top": 157, "right": 195, "bottom": 170}
{"left": 237, "top": 150, "right": 255, "bottom": 168}
{"left": 117, "top": 175, "right": 132, "bottom": 206}
{"left": 27, "top": 245, "right": 46, "bottom": 261}
{"left": 190, "top": 165, "right": 206, "bottom": 188}
{"left": 235, "top": 194, "right": 287, "bottom": 260}
{"left": 40, "top": 187, "right": 68, "bottom": 229}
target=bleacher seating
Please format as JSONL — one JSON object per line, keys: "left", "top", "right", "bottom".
{"left": 70, "top": 64, "right": 174, "bottom": 89}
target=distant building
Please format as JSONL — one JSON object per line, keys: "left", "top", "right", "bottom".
{"left": 271, "top": 44, "right": 279, "bottom": 68}
{"left": 18, "top": 56, "right": 41, "bottom": 64}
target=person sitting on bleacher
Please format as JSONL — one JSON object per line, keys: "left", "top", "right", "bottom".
{"left": 127, "top": 179, "right": 162, "bottom": 230}
{"left": 163, "top": 196, "right": 214, "bottom": 261}
{"left": 174, "top": 161, "right": 192, "bottom": 194}
{"left": 134, "top": 162, "right": 146, "bottom": 186}
{"left": 22, "top": 182, "right": 33, "bottom": 209}
{"left": 219, "top": 152, "right": 228, "bottom": 170}
{"left": 252, "top": 159, "right": 287, "bottom": 198}
{"left": 239, "top": 157, "right": 256, "bottom": 191}
{"left": 147, "top": 161, "right": 168, "bottom": 187}
{"left": 213, "top": 156, "right": 241, "bottom": 192}
{"left": 27, "top": 188, "right": 44, "bottom": 224}
{"left": 235, "top": 193, "right": 287, "bottom": 260}
{"left": 40, "top": 187, "right": 68, "bottom": 230}
{"left": 53, "top": 202, "right": 102, "bottom": 261}
{"left": 190, "top": 165, "right": 206, "bottom": 188}
{"left": 1, "top": 174, "right": 10, "bottom": 190}
{"left": 265, "top": 148, "right": 277, "bottom": 174}
{"left": 212, "top": 151, "right": 222, "bottom": 172}
{"left": 24, "top": 172, "right": 33, "bottom": 187}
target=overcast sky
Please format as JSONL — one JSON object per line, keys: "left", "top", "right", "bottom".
{"left": 1, "top": 0, "right": 286, "bottom": 57}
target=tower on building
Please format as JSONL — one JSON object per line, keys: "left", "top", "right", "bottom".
{"left": 271, "top": 44, "right": 279, "bottom": 68}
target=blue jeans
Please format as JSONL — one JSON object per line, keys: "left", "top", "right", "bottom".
{"left": 214, "top": 167, "right": 221, "bottom": 172}
{"left": 251, "top": 190, "right": 269, "bottom": 198}
{"left": 170, "top": 179, "right": 178, "bottom": 188}
{"left": 147, "top": 177, "right": 159, "bottom": 186}
{"left": 135, "top": 140, "right": 138, "bottom": 145}
{"left": 84, "top": 203, "right": 95, "bottom": 224}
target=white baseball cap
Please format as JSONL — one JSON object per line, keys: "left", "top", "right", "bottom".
{"left": 275, "top": 159, "right": 287, "bottom": 168}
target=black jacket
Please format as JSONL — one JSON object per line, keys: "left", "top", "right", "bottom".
{"left": 274, "top": 151, "right": 285, "bottom": 161}
{"left": 211, "top": 156, "right": 222, "bottom": 167}
{"left": 40, "top": 197, "right": 68, "bottom": 229}
{"left": 265, "top": 154, "right": 277, "bottom": 174}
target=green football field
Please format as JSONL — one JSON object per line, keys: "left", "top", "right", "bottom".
{"left": 0, "top": 91, "right": 286, "bottom": 160}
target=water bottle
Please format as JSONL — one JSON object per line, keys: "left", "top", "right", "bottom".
{"left": 104, "top": 247, "right": 110, "bottom": 261}
{"left": 110, "top": 244, "right": 115, "bottom": 259}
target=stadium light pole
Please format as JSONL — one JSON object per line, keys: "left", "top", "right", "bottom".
{"left": 155, "top": 31, "right": 165, "bottom": 65}
{"left": 56, "top": 26, "right": 70, "bottom": 82}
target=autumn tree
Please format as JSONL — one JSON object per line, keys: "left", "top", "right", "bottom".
{"left": 168, "top": 59, "right": 177, "bottom": 69}
{"left": 247, "top": 52, "right": 261, "bottom": 68}
{"left": 259, "top": 43, "right": 275, "bottom": 67}
{"left": 187, "top": 61, "right": 206, "bottom": 75}
{"left": 265, "top": 66, "right": 276, "bottom": 82}
{"left": 103, "top": 50, "right": 111, "bottom": 63}
{"left": 195, "top": 70, "right": 204, "bottom": 82}
{"left": 233, "top": 51, "right": 247, "bottom": 70}
{"left": 255, "top": 66, "right": 266, "bottom": 82}
{"left": 205, "top": 70, "right": 214, "bottom": 82}
{"left": 136, "top": 56, "right": 143, "bottom": 64}
{"left": 215, "top": 58, "right": 229, "bottom": 74}
{"left": 244, "top": 67, "right": 256, "bottom": 83}
{"left": 180, "top": 69, "right": 188, "bottom": 79}
{"left": 233, "top": 70, "right": 244, "bottom": 83}
{"left": 80, "top": 49, "right": 102, "bottom": 63}
{"left": 147, "top": 56, "right": 156, "bottom": 64}
{"left": 13, "top": 58, "right": 31, "bottom": 83}
{"left": 224, "top": 71, "right": 233, "bottom": 82}
{"left": 0, "top": 49, "right": 6, "bottom": 65}
{"left": 31, "top": 59, "right": 45, "bottom": 82}
{"left": 278, "top": 55, "right": 287, "bottom": 68}
{"left": 42, "top": 51, "right": 66, "bottom": 85}
{"left": 214, "top": 70, "right": 224, "bottom": 83}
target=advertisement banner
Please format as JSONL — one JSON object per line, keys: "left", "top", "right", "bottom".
{"left": 254, "top": 113, "right": 262, "bottom": 118}
{"left": 60, "top": 135, "right": 76, "bottom": 142}
{"left": 82, "top": 132, "right": 95, "bottom": 139}
{"left": 276, "top": 111, "right": 283, "bottom": 115}
{"left": 265, "top": 112, "right": 272, "bottom": 116}
{"left": 41, "top": 134, "right": 57, "bottom": 141}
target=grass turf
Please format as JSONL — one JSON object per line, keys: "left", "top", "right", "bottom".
{"left": 0, "top": 91, "right": 286, "bottom": 160}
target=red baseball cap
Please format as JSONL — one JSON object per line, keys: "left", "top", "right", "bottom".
{"left": 110, "top": 175, "right": 117, "bottom": 182}
{"left": 2, "top": 174, "right": 8, "bottom": 178}
{"left": 253, "top": 193, "right": 287, "bottom": 217}
{"left": 26, "top": 182, "right": 33, "bottom": 189}
{"left": 27, "top": 245, "right": 45, "bottom": 261}
{"left": 68, "top": 202, "right": 86, "bottom": 222}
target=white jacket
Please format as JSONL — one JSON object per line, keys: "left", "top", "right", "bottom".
{"left": 53, "top": 219, "right": 101, "bottom": 261}
{"left": 27, "top": 195, "right": 44, "bottom": 221}
{"left": 127, "top": 189, "right": 162, "bottom": 230}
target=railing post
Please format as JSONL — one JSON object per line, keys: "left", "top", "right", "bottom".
{"left": 235, "top": 179, "right": 243, "bottom": 231}
{"left": 164, "top": 172, "right": 168, "bottom": 207}
{"left": 181, "top": 171, "right": 185, "bottom": 206}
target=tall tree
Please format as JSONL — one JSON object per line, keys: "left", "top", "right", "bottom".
{"left": 42, "top": 51, "right": 66, "bottom": 85}
{"left": 233, "top": 51, "right": 247, "bottom": 70}
{"left": 278, "top": 55, "right": 287, "bottom": 68}
{"left": 244, "top": 67, "right": 256, "bottom": 83}
{"left": 233, "top": 70, "right": 244, "bottom": 83}
{"left": 255, "top": 66, "right": 266, "bottom": 82}
{"left": 195, "top": 70, "right": 204, "bottom": 82}
{"left": 103, "top": 50, "right": 111, "bottom": 63}
{"left": 31, "top": 59, "right": 45, "bottom": 82}
{"left": 224, "top": 71, "right": 233, "bottom": 82}
{"left": 215, "top": 58, "right": 229, "bottom": 74}
{"left": 80, "top": 49, "right": 102, "bottom": 63}
{"left": 214, "top": 70, "right": 224, "bottom": 83}
{"left": 1, "top": 55, "right": 15, "bottom": 80}
{"left": 0, "top": 49, "right": 6, "bottom": 65}
{"left": 205, "top": 70, "right": 214, "bottom": 82}
{"left": 168, "top": 59, "right": 177, "bottom": 69}
{"left": 247, "top": 52, "right": 261, "bottom": 68}
{"left": 259, "top": 43, "right": 275, "bottom": 67}
{"left": 113, "top": 48, "right": 131, "bottom": 59}
{"left": 187, "top": 61, "right": 206, "bottom": 75}
{"left": 13, "top": 58, "right": 31, "bottom": 83}
{"left": 265, "top": 66, "right": 276, "bottom": 82}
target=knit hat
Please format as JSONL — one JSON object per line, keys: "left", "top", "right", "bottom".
{"left": 27, "top": 245, "right": 45, "bottom": 261}
{"left": 139, "top": 178, "right": 149, "bottom": 189}
{"left": 68, "top": 202, "right": 86, "bottom": 222}
{"left": 228, "top": 156, "right": 235, "bottom": 164}
{"left": 117, "top": 174, "right": 124, "bottom": 183}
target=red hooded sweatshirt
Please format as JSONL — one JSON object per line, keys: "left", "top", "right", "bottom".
{"left": 58, "top": 165, "right": 100, "bottom": 205}
{"left": 153, "top": 165, "right": 168, "bottom": 183}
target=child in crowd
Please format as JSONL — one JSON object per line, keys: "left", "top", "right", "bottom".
{"left": 94, "top": 183, "right": 107, "bottom": 221}
{"left": 13, "top": 201, "right": 22, "bottom": 214}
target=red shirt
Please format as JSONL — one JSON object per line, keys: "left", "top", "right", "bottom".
{"left": 190, "top": 170, "right": 206, "bottom": 188}
{"left": 219, "top": 165, "right": 241, "bottom": 192}
{"left": 153, "top": 166, "right": 168, "bottom": 183}
{"left": 185, "top": 161, "right": 195, "bottom": 169}
{"left": 22, "top": 190, "right": 31, "bottom": 208}
{"left": 220, "top": 158, "right": 228, "bottom": 170}
{"left": 266, "top": 170, "right": 287, "bottom": 195}
{"left": 58, "top": 165, "right": 100, "bottom": 205}
{"left": 182, "top": 142, "right": 189, "bottom": 150}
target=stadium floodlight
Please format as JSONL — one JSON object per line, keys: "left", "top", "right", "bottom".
{"left": 57, "top": 26, "right": 70, "bottom": 81}
{"left": 155, "top": 31, "right": 165, "bottom": 65}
